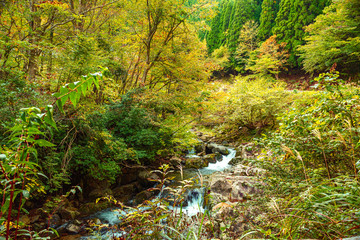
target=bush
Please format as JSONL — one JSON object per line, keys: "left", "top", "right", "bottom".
{"left": 262, "top": 73, "right": 360, "bottom": 177}
{"left": 222, "top": 76, "right": 293, "bottom": 138}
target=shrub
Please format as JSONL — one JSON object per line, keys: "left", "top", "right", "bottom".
{"left": 262, "top": 73, "right": 360, "bottom": 178}
{"left": 222, "top": 76, "right": 293, "bottom": 138}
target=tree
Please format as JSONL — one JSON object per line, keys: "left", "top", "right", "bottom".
{"left": 206, "top": 0, "right": 226, "bottom": 54}
{"left": 258, "top": 0, "right": 280, "bottom": 41}
{"left": 234, "top": 20, "right": 259, "bottom": 71}
{"left": 227, "top": 0, "right": 257, "bottom": 53}
{"left": 273, "top": 0, "right": 329, "bottom": 67}
{"left": 298, "top": 0, "right": 360, "bottom": 74}
{"left": 247, "top": 35, "right": 289, "bottom": 79}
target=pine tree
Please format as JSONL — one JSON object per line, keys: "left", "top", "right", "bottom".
{"left": 258, "top": 0, "right": 280, "bottom": 41}
{"left": 227, "top": 0, "right": 257, "bottom": 53}
{"left": 219, "top": 0, "right": 234, "bottom": 44}
{"left": 206, "top": 3, "right": 225, "bottom": 54}
{"left": 273, "top": 0, "right": 330, "bottom": 67}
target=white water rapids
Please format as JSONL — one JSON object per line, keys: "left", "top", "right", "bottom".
{"left": 80, "top": 147, "right": 236, "bottom": 239}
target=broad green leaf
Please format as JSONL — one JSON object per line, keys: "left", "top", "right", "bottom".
{"left": 56, "top": 99, "right": 64, "bottom": 114}
{"left": 34, "top": 139, "right": 56, "bottom": 147}
{"left": 69, "top": 91, "right": 79, "bottom": 107}
{"left": 60, "top": 95, "right": 69, "bottom": 106}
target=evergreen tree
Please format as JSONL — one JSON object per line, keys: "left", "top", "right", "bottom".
{"left": 206, "top": 1, "right": 226, "bottom": 54}
{"left": 273, "top": 0, "right": 329, "bottom": 67}
{"left": 258, "top": 0, "right": 280, "bottom": 41}
{"left": 227, "top": 0, "right": 257, "bottom": 53}
{"left": 220, "top": 0, "right": 234, "bottom": 44}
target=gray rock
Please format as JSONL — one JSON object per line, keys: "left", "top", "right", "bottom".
{"left": 65, "top": 223, "right": 81, "bottom": 234}
{"left": 88, "top": 188, "right": 112, "bottom": 200}
{"left": 112, "top": 182, "right": 140, "bottom": 203}
{"left": 49, "top": 214, "right": 62, "bottom": 228}
{"left": 170, "top": 157, "right": 183, "bottom": 168}
{"left": 60, "top": 207, "right": 80, "bottom": 220}
{"left": 138, "top": 170, "right": 159, "bottom": 187}
{"left": 229, "top": 156, "right": 243, "bottom": 166}
{"left": 203, "top": 154, "right": 217, "bottom": 163}
{"left": 184, "top": 157, "right": 209, "bottom": 169}
{"left": 206, "top": 143, "right": 229, "bottom": 155}
{"left": 194, "top": 140, "right": 205, "bottom": 154}
{"left": 134, "top": 190, "right": 155, "bottom": 205}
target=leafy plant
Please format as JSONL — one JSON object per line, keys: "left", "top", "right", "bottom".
{"left": 0, "top": 70, "right": 102, "bottom": 239}
{"left": 222, "top": 76, "right": 292, "bottom": 138}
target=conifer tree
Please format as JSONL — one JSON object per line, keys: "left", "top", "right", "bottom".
{"left": 273, "top": 0, "right": 329, "bottom": 67}
{"left": 227, "top": 0, "right": 257, "bottom": 53}
{"left": 206, "top": 1, "right": 225, "bottom": 54}
{"left": 258, "top": 0, "right": 280, "bottom": 41}
{"left": 220, "top": 0, "right": 234, "bottom": 44}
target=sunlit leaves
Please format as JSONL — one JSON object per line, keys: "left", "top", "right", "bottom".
{"left": 298, "top": 0, "right": 360, "bottom": 73}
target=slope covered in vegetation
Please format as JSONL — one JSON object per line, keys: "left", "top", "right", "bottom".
{"left": 0, "top": 0, "right": 359, "bottom": 239}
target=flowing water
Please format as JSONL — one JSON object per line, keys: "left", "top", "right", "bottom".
{"left": 79, "top": 147, "right": 236, "bottom": 238}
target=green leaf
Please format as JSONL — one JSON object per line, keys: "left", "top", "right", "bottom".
{"left": 22, "top": 190, "right": 30, "bottom": 199}
{"left": 56, "top": 100, "right": 64, "bottom": 114}
{"left": 69, "top": 91, "right": 79, "bottom": 107}
{"left": 34, "top": 139, "right": 56, "bottom": 147}
{"left": 60, "top": 95, "right": 69, "bottom": 106}
{"left": 79, "top": 83, "right": 87, "bottom": 96}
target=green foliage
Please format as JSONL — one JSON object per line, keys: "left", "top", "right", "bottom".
{"left": 239, "top": 73, "right": 360, "bottom": 239}
{"left": 248, "top": 156, "right": 360, "bottom": 238}
{"left": 273, "top": 0, "right": 329, "bottom": 67}
{"left": 227, "top": 0, "right": 258, "bottom": 54}
{"left": 88, "top": 90, "right": 171, "bottom": 164}
{"left": 233, "top": 20, "right": 259, "bottom": 72}
{"left": 222, "top": 76, "right": 292, "bottom": 138}
{"left": 206, "top": 0, "right": 260, "bottom": 56}
{"left": 298, "top": 0, "right": 360, "bottom": 74}
{"left": 247, "top": 35, "right": 289, "bottom": 78}
{"left": 258, "top": 0, "right": 280, "bottom": 41}
{"left": 0, "top": 71, "right": 100, "bottom": 239}
{"left": 262, "top": 73, "right": 360, "bottom": 177}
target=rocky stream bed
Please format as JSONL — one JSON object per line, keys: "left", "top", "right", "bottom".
{"left": 24, "top": 133, "right": 265, "bottom": 239}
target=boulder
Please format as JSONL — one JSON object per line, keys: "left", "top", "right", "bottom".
{"left": 209, "top": 177, "right": 258, "bottom": 203}
{"left": 48, "top": 214, "right": 62, "bottom": 228}
{"left": 170, "top": 157, "right": 183, "bottom": 168}
{"left": 229, "top": 156, "right": 243, "bottom": 166}
{"left": 60, "top": 207, "right": 80, "bottom": 220}
{"left": 138, "top": 170, "right": 160, "bottom": 187}
{"left": 194, "top": 140, "right": 205, "bottom": 154}
{"left": 215, "top": 145, "right": 229, "bottom": 155}
{"left": 78, "top": 202, "right": 112, "bottom": 216}
{"left": 86, "top": 177, "right": 112, "bottom": 200}
{"left": 65, "top": 223, "right": 81, "bottom": 234}
{"left": 112, "top": 182, "right": 140, "bottom": 203}
{"left": 184, "top": 157, "right": 209, "bottom": 169}
{"left": 134, "top": 190, "right": 155, "bottom": 205}
{"left": 203, "top": 154, "right": 217, "bottom": 164}
{"left": 88, "top": 188, "right": 112, "bottom": 201}
{"left": 118, "top": 168, "right": 139, "bottom": 185}
{"left": 210, "top": 179, "right": 232, "bottom": 195}
{"left": 206, "top": 143, "right": 229, "bottom": 155}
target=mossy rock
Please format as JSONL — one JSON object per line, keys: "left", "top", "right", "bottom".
{"left": 185, "top": 157, "right": 209, "bottom": 169}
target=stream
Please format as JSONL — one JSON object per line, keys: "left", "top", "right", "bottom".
{"left": 78, "top": 147, "right": 236, "bottom": 239}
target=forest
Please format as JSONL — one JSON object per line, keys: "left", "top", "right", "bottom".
{"left": 0, "top": 0, "right": 359, "bottom": 239}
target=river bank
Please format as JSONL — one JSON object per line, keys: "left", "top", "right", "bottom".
{"left": 23, "top": 131, "right": 264, "bottom": 239}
